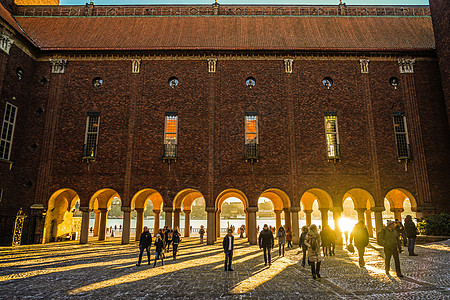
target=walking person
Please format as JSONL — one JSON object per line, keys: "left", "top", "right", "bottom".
{"left": 320, "top": 225, "right": 331, "bottom": 256}
{"left": 299, "top": 226, "right": 308, "bottom": 267}
{"left": 350, "top": 220, "right": 369, "bottom": 267}
{"left": 153, "top": 233, "right": 164, "bottom": 267}
{"left": 404, "top": 215, "right": 418, "bottom": 256}
{"left": 172, "top": 228, "right": 181, "bottom": 260}
{"left": 378, "top": 220, "right": 403, "bottom": 277}
{"left": 305, "top": 224, "right": 322, "bottom": 279}
{"left": 239, "top": 225, "right": 245, "bottom": 238}
{"left": 199, "top": 225, "right": 205, "bottom": 244}
{"left": 136, "top": 226, "right": 152, "bottom": 266}
{"left": 223, "top": 228, "right": 234, "bottom": 271}
{"left": 394, "top": 220, "right": 405, "bottom": 253}
{"left": 286, "top": 227, "right": 293, "bottom": 248}
{"left": 277, "top": 226, "right": 286, "bottom": 256}
{"left": 259, "top": 224, "right": 274, "bottom": 266}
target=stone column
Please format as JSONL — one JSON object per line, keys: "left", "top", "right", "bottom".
{"left": 331, "top": 207, "right": 343, "bottom": 244}
{"left": 173, "top": 208, "right": 181, "bottom": 230}
{"left": 274, "top": 210, "right": 282, "bottom": 232}
{"left": 372, "top": 206, "right": 385, "bottom": 234}
{"left": 391, "top": 208, "right": 404, "bottom": 222}
{"left": 135, "top": 208, "right": 144, "bottom": 241}
{"left": 304, "top": 210, "right": 313, "bottom": 226}
{"left": 206, "top": 207, "right": 215, "bottom": 245}
{"left": 93, "top": 210, "right": 100, "bottom": 237}
{"left": 216, "top": 210, "right": 221, "bottom": 238}
{"left": 283, "top": 207, "right": 291, "bottom": 228}
{"left": 247, "top": 207, "right": 258, "bottom": 245}
{"left": 98, "top": 208, "right": 108, "bottom": 241}
{"left": 79, "top": 207, "right": 90, "bottom": 244}
{"left": 163, "top": 207, "right": 173, "bottom": 228}
{"left": 121, "top": 207, "right": 131, "bottom": 245}
{"left": 319, "top": 208, "right": 329, "bottom": 228}
{"left": 153, "top": 210, "right": 161, "bottom": 235}
{"left": 356, "top": 208, "right": 366, "bottom": 222}
{"left": 183, "top": 210, "right": 191, "bottom": 237}
{"left": 290, "top": 206, "right": 300, "bottom": 244}
{"left": 245, "top": 212, "right": 249, "bottom": 236}
{"left": 365, "top": 210, "right": 374, "bottom": 237}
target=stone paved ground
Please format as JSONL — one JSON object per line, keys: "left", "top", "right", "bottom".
{"left": 0, "top": 237, "right": 449, "bottom": 299}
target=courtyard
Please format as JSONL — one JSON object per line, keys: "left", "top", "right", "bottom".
{"left": 0, "top": 237, "right": 449, "bottom": 299}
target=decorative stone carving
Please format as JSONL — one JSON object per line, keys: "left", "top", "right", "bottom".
{"left": 207, "top": 58, "right": 217, "bottom": 73}
{"left": 359, "top": 59, "right": 369, "bottom": 74}
{"left": 0, "top": 33, "right": 14, "bottom": 55}
{"left": 284, "top": 59, "right": 293, "bottom": 74}
{"left": 131, "top": 59, "right": 141, "bottom": 74}
{"left": 49, "top": 59, "right": 68, "bottom": 74}
{"left": 398, "top": 58, "right": 415, "bottom": 74}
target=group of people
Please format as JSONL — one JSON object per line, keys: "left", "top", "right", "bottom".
{"left": 136, "top": 225, "right": 181, "bottom": 267}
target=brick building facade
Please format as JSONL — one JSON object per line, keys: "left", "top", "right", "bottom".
{"left": 0, "top": 0, "right": 449, "bottom": 246}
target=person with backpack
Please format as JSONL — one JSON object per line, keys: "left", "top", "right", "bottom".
{"left": 277, "top": 226, "right": 286, "bottom": 257}
{"left": 172, "top": 228, "right": 181, "bottom": 260}
{"left": 199, "top": 225, "right": 205, "bottom": 244}
{"left": 350, "top": 220, "right": 369, "bottom": 267}
{"left": 305, "top": 224, "right": 322, "bottom": 279}
{"left": 299, "top": 225, "right": 309, "bottom": 267}
{"left": 378, "top": 220, "right": 403, "bottom": 277}
{"left": 259, "top": 224, "right": 274, "bottom": 266}
{"left": 153, "top": 233, "right": 164, "bottom": 267}
{"left": 136, "top": 226, "right": 152, "bottom": 266}
{"left": 404, "top": 215, "right": 418, "bottom": 256}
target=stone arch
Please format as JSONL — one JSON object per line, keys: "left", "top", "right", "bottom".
{"left": 343, "top": 188, "right": 375, "bottom": 209}
{"left": 172, "top": 189, "right": 205, "bottom": 236}
{"left": 215, "top": 189, "right": 249, "bottom": 240}
{"left": 89, "top": 188, "right": 121, "bottom": 241}
{"left": 300, "top": 188, "right": 333, "bottom": 227}
{"left": 131, "top": 189, "right": 164, "bottom": 239}
{"left": 258, "top": 188, "right": 291, "bottom": 231}
{"left": 43, "top": 188, "right": 80, "bottom": 243}
{"left": 384, "top": 188, "right": 417, "bottom": 221}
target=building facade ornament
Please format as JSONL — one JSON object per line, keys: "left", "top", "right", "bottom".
{"left": 359, "top": 59, "right": 369, "bottom": 74}
{"left": 398, "top": 58, "right": 415, "bottom": 74}
{"left": 131, "top": 59, "right": 141, "bottom": 74}
{"left": 0, "top": 33, "right": 14, "bottom": 55}
{"left": 49, "top": 59, "right": 68, "bottom": 74}
{"left": 207, "top": 58, "right": 217, "bottom": 73}
{"left": 284, "top": 59, "right": 293, "bottom": 73}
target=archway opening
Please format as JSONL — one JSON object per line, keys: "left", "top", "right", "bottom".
{"left": 182, "top": 197, "right": 206, "bottom": 236}
{"left": 89, "top": 188, "right": 120, "bottom": 241}
{"left": 220, "top": 197, "right": 245, "bottom": 237}
{"left": 257, "top": 197, "right": 276, "bottom": 234}
{"left": 384, "top": 188, "right": 417, "bottom": 223}
{"left": 340, "top": 197, "right": 357, "bottom": 234}
{"left": 172, "top": 189, "right": 205, "bottom": 237}
{"left": 401, "top": 198, "right": 416, "bottom": 220}
{"left": 43, "top": 189, "right": 80, "bottom": 243}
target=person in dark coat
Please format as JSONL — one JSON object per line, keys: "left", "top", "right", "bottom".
{"left": 350, "top": 220, "right": 369, "bottom": 267}
{"left": 379, "top": 220, "right": 403, "bottom": 277}
{"left": 320, "top": 225, "right": 332, "bottom": 256}
{"left": 259, "top": 224, "right": 274, "bottom": 266}
{"left": 136, "top": 226, "right": 152, "bottom": 266}
{"left": 299, "top": 225, "right": 309, "bottom": 267}
{"left": 153, "top": 234, "right": 164, "bottom": 267}
{"left": 223, "top": 228, "right": 235, "bottom": 271}
{"left": 394, "top": 219, "right": 406, "bottom": 252}
{"left": 199, "top": 225, "right": 205, "bottom": 244}
{"left": 172, "top": 228, "right": 181, "bottom": 259}
{"left": 404, "top": 215, "right": 418, "bottom": 256}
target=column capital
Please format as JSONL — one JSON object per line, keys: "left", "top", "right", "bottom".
{"left": 390, "top": 208, "right": 404, "bottom": 213}
{"left": 174, "top": 208, "right": 182, "bottom": 213}
{"left": 246, "top": 207, "right": 258, "bottom": 213}
{"left": 205, "top": 206, "right": 216, "bottom": 213}
{"left": 163, "top": 207, "right": 174, "bottom": 213}
{"left": 207, "top": 58, "right": 217, "bottom": 73}
{"left": 274, "top": 209, "right": 283, "bottom": 214}
{"left": 284, "top": 58, "right": 293, "bottom": 73}
{"left": 319, "top": 208, "right": 329, "bottom": 213}
{"left": 303, "top": 209, "right": 313, "bottom": 214}
{"left": 359, "top": 59, "right": 369, "bottom": 74}
{"left": 135, "top": 207, "right": 144, "bottom": 213}
{"left": 121, "top": 207, "right": 132, "bottom": 213}
{"left": 355, "top": 208, "right": 366, "bottom": 213}
{"left": 79, "top": 206, "right": 91, "bottom": 213}
{"left": 99, "top": 208, "right": 108, "bottom": 213}
{"left": 331, "top": 207, "right": 343, "bottom": 213}
{"left": 371, "top": 206, "right": 385, "bottom": 212}
{"left": 398, "top": 58, "right": 415, "bottom": 74}
{"left": 365, "top": 210, "right": 372, "bottom": 214}
{"left": 153, "top": 210, "right": 161, "bottom": 214}
{"left": 183, "top": 209, "right": 191, "bottom": 214}
{"left": 0, "top": 32, "right": 14, "bottom": 55}
{"left": 49, "top": 58, "right": 68, "bottom": 74}
{"left": 290, "top": 206, "right": 301, "bottom": 212}
{"left": 282, "top": 207, "right": 290, "bottom": 212}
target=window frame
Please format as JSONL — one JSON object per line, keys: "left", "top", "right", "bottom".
{"left": 393, "top": 112, "right": 411, "bottom": 159}
{"left": 83, "top": 112, "right": 100, "bottom": 158}
{"left": 324, "top": 112, "right": 340, "bottom": 159}
{"left": 0, "top": 102, "right": 18, "bottom": 161}
{"left": 164, "top": 112, "right": 178, "bottom": 145}
{"left": 245, "top": 112, "right": 259, "bottom": 144}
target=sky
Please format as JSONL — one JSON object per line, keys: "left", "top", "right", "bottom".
{"left": 60, "top": 0, "right": 430, "bottom": 6}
